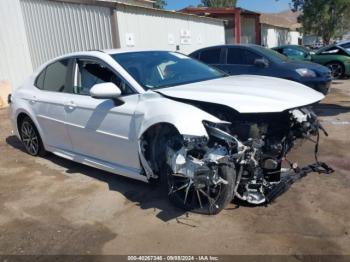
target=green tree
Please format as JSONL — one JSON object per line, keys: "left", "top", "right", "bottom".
{"left": 199, "top": 0, "right": 237, "bottom": 8}
{"left": 153, "top": 0, "right": 167, "bottom": 9}
{"left": 290, "top": 0, "right": 350, "bottom": 44}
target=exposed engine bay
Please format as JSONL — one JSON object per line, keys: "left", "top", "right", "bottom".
{"left": 162, "top": 103, "right": 333, "bottom": 213}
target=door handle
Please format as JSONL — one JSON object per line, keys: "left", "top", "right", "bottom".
{"left": 30, "top": 96, "right": 37, "bottom": 104}
{"left": 64, "top": 101, "right": 76, "bottom": 110}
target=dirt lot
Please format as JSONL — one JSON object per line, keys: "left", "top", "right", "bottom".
{"left": 0, "top": 81, "right": 350, "bottom": 256}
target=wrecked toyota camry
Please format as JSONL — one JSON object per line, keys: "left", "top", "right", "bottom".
{"left": 10, "top": 50, "right": 332, "bottom": 215}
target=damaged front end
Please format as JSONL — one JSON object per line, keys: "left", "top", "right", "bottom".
{"left": 165, "top": 106, "right": 333, "bottom": 213}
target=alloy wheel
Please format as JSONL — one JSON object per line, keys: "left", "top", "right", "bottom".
{"left": 327, "top": 63, "right": 344, "bottom": 79}
{"left": 167, "top": 167, "right": 226, "bottom": 214}
{"left": 21, "top": 121, "right": 39, "bottom": 155}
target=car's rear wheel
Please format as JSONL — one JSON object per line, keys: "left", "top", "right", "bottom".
{"left": 19, "top": 116, "right": 46, "bottom": 156}
{"left": 326, "top": 61, "right": 345, "bottom": 79}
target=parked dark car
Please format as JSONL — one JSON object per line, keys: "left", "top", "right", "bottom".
{"left": 273, "top": 44, "right": 350, "bottom": 79}
{"left": 189, "top": 44, "right": 332, "bottom": 95}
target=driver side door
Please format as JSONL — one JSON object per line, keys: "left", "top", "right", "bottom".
{"left": 64, "top": 57, "right": 141, "bottom": 171}
{"left": 219, "top": 47, "right": 267, "bottom": 75}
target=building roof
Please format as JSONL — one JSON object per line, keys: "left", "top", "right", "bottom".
{"left": 50, "top": 0, "right": 224, "bottom": 23}
{"left": 180, "top": 7, "right": 260, "bottom": 16}
{"left": 94, "top": 0, "right": 155, "bottom": 4}
{"left": 260, "top": 10, "right": 301, "bottom": 30}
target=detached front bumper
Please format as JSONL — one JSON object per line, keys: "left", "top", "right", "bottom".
{"left": 265, "top": 162, "right": 334, "bottom": 203}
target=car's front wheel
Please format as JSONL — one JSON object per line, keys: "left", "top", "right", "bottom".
{"left": 166, "top": 163, "right": 235, "bottom": 215}
{"left": 19, "top": 116, "right": 46, "bottom": 156}
{"left": 326, "top": 61, "right": 345, "bottom": 79}
{"left": 143, "top": 125, "right": 235, "bottom": 214}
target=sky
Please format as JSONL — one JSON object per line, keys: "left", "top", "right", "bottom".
{"left": 165, "top": 0, "right": 292, "bottom": 13}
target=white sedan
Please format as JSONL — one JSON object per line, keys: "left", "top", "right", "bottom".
{"left": 9, "top": 50, "right": 326, "bottom": 214}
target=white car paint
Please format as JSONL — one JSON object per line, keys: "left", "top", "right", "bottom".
{"left": 158, "top": 75, "right": 324, "bottom": 113}
{"left": 10, "top": 50, "right": 324, "bottom": 183}
{"left": 90, "top": 82, "right": 122, "bottom": 98}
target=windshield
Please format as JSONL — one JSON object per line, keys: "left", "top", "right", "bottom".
{"left": 254, "top": 45, "right": 289, "bottom": 62}
{"left": 112, "top": 51, "right": 227, "bottom": 90}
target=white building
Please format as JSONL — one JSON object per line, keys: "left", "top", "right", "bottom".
{"left": 260, "top": 11, "right": 301, "bottom": 48}
{"left": 0, "top": 0, "right": 225, "bottom": 92}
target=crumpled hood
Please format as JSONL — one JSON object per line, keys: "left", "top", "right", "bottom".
{"left": 157, "top": 75, "right": 324, "bottom": 113}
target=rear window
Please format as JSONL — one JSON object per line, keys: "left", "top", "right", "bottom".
{"left": 35, "top": 70, "right": 46, "bottom": 90}
{"left": 35, "top": 59, "right": 70, "bottom": 92}
{"left": 200, "top": 48, "right": 221, "bottom": 64}
{"left": 43, "top": 59, "right": 70, "bottom": 92}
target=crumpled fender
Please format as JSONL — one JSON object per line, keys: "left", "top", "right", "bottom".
{"left": 136, "top": 91, "right": 224, "bottom": 139}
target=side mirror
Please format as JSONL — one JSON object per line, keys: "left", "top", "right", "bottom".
{"left": 304, "top": 53, "right": 312, "bottom": 60}
{"left": 90, "top": 82, "right": 121, "bottom": 99}
{"left": 254, "top": 58, "right": 269, "bottom": 68}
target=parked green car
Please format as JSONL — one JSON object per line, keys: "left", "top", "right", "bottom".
{"left": 272, "top": 45, "right": 312, "bottom": 61}
{"left": 273, "top": 44, "right": 350, "bottom": 79}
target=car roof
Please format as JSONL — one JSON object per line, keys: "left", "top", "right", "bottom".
{"left": 195, "top": 44, "right": 259, "bottom": 49}
{"left": 273, "top": 44, "right": 303, "bottom": 48}
{"left": 190, "top": 44, "right": 263, "bottom": 54}
{"left": 57, "top": 49, "right": 174, "bottom": 59}
{"left": 104, "top": 48, "right": 172, "bottom": 55}
{"left": 273, "top": 45, "right": 310, "bottom": 51}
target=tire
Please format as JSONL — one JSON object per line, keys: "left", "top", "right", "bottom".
{"left": 326, "top": 61, "right": 345, "bottom": 79}
{"left": 19, "top": 116, "right": 46, "bottom": 156}
{"left": 145, "top": 126, "right": 235, "bottom": 215}
{"left": 166, "top": 163, "right": 235, "bottom": 215}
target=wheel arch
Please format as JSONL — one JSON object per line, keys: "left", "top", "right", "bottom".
{"left": 15, "top": 109, "right": 45, "bottom": 146}
{"left": 325, "top": 60, "right": 345, "bottom": 66}
{"left": 138, "top": 121, "right": 182, "bottom": 180}
{"left": 17, "top": 112, "right": 29, "bottom": 131}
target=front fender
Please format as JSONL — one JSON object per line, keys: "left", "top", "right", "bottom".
{"left": 137, "top": 92, "right": 224, "bottom": 139}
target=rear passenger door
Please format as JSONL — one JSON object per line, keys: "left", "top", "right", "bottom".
{"left": 221, "top": 47, "right": 266, "bottom": 75}
{"left": 33, "top": 58, "right": 74, "bottom": 152}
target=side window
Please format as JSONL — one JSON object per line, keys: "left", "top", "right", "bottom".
{"left": 244, "top": 50, "right": 261, "bottom": 65}
{"left": 200, "top": 48, "right": 221, "bottom": 64}
{"left": 35, "top": 69, "right": 46, "bottom": 90}
{"left": 43, "top": 59, "right": 70, "bottom": 92}
{"left": 227, "top": 48, "right": 261, "bottom": 65}
{"left": 227, "top": 48, "right": 245, "bottom": 64}
{"left": 74, "top": 59, "right": 133, "bottom": 96}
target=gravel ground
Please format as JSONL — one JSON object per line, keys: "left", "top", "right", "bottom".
{"left": 0, "top": 81, "right": 350, "bottom": 256}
